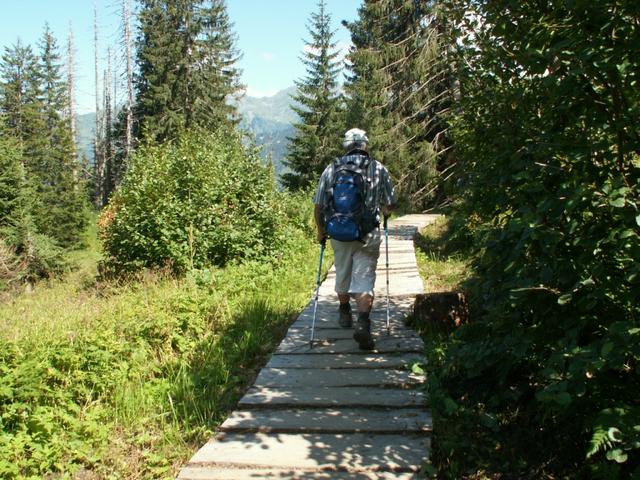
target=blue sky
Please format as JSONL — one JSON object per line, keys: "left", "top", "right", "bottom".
{"left": 0, "top": 0, "right": 362, "bottom": 113}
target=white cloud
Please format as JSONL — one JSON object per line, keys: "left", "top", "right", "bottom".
{"left": 303, "top": 44, "right": 320, "bottom": 56}
{"left": 261, "top": 52, "right": 276, "bottom": 62}
{"left": 303, "top": 40, "right": 353, "bottom": 63}
{"left": 335, "top": 40, "right": 353, "bottom": 64}
{"left": 245, "top": 86, "right": 280, "bottom": 98}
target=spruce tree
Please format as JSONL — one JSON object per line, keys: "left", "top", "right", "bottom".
{"left": 1, "top": 30, "right": 87, "bottom": 251}
{"left": 282, "top": 0, "right": 344, "bottom": 190}
{"left": 0, "top": 124, "right": 62, "bottom": 286}
{"left": 344, "top": 0, "right": 454, "bottom": 210}
{"left": 135, "top": 0, "right": 242, "bottom": 142}
{"left": 343, "top": 1, "right": 391, "bottom": 158}
{"left": 35, "top": 26, "right": 87, "bottom": 248}
{"left": 0, "top": 40, "right": 46, "bottom": 241}
{"left": 0, "top": 135, "right": 23, "bottom": 229}
{"left": 0, "top": 40, "right": 44, "bottom": 148}
{"left": 192, "top": 0, "right": 243, "bottom": 126}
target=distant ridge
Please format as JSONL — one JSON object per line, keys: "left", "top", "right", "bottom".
{"left": 75, "top": 86, "right": 300, "bottom": 178}
{"left": 237, "top": 86, "right": 300, "bottom": 177}
{"left": 237, "top": 86, "right": 299, "bottom": 125}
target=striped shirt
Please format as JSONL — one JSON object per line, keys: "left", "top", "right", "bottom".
{"left": 313, "top": 152, "right": 397, "bottom": 224}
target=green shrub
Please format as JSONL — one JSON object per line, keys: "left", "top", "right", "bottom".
{"left": 428, "top": 1, "right": 640, "bottom": 477}
{"left": 0, "top": 184, "right": 323, "bottom": 478}
{"left": 100, "top": 128, "right": 284, "bottom": 274}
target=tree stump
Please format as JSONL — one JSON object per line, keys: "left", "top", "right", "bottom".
{"left": 413, "top": 292, "right": 469, "bottom": 333}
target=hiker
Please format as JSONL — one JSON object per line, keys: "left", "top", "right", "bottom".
{"left": 313, "top": 128, "right": 397, "bottom": 350}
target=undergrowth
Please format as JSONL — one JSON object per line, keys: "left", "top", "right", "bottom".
{"left": 414, "top": 215, "right": 471, "bottom": 293}
{"left": 0, "top": 207, "right": 330, "bottom": 479}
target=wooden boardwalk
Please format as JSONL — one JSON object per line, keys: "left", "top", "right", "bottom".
{"left": 178, "top": 214, "right": 440, "bottom": 479}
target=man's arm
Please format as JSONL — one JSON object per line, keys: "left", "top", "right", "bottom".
{"left": 314, "top": 203, "right": 327, "bottom": 244}
{"left": 382, "top": 203, "right": 396, "bottom": 218}
{"left": 380, "top": 164, "right": 397, "bottom": 218}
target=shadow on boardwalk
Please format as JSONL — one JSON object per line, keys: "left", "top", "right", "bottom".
{"left": 177, "top": 215, "right": 440, "bottom": 479}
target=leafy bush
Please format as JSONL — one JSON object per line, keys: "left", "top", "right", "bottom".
{"left": 428, "top": 1, "right": 640, "bottom": 477}
{"left": 100, "top": 128, "right": 284, "bottom": 274}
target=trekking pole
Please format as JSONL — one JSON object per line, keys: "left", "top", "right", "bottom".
{"left": 384, "top": 215, "right": 390, "bottom": 335}
{"left": 310, "top": 239, "right": 326, "bottom": 348}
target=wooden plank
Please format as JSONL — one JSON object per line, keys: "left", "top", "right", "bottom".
{"left": 289, "top": 310, "right": 414, "bottom": 329}
{"left": 219, "top": 407, "right": 432, "bottom": 434}
{"left": 276, "top": 336, "right": 424, "bottom": 355}
{"left": 284, "top": 328, "right": 420, "bottom": 342}
{"left": 179, "top": 467, "right": 417, "bottom": 479}
{"left": 185, "top": 432, "right": 430, "bottom": 472}
{"left": 266, "top": 352, "right": 424, "bottom": 369}
{"left": 318, "top": 282, "right": 424, "bottom": 297}
{"left": 176, "top": 215, "right": 437, "bottom": 479}
{"left": 315, "top": 288, "right": 422, "bottom": 298}
{"left": 323, "top": 258, "right": 418, "bottom": 268}
{"left": 294, "top": 298, "right": 416, "bottom": 321}
{"left": 318, "top": 272, "right": 423, "bottom": 285}
{"left": 253, "top": 368, "right": 424, "bottom": 388}
{"left": 289, "top": 314, "right": 411, "bottom": 331}
{"left": 238, "top": 386, "right": 426, "bottom": 408}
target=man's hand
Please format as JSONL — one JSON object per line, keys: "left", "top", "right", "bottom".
{"left": 314, "top": 204, "right": 327, "bottom": 245}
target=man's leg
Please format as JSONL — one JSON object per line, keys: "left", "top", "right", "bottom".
{"left": 331, "top": 239, "right": 357, "bottom": 327}
{"left": 355, "top": 293, "right": 373, "bottom": 313}
{"left": 350, "top": 238, "right": 380, "bottom": 350}
{"left": 338, "top": 293, "right": 353, "bottom": 327}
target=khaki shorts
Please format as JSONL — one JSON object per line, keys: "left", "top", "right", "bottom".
{"left": 331, "top": 229, "right": 381, "bottom": 297}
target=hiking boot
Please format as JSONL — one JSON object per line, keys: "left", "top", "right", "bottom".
{"left": 338, "top": 303, "right": 353, "bottom": 328}
{"left": 353, "top": 315, "right": 375, "bottom": 350}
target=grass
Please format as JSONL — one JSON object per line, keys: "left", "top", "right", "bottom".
{"left": 411, "top": 215, "right": 491, "bottom": 479}
{"left": 0, "top": 220, "right": 329, "bottom": 479}
{"left": 414, "top": 216, "right": 471, "bottom": 293}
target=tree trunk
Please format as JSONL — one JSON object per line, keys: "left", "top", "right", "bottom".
{"left": 67, "top": 24, "right": 78, "bottom": 184}
{"left": 94, "top": 6, "right": 104, "bottom": 207}
{"left": 123, "top": 0, "right": 133, "bottom": 159}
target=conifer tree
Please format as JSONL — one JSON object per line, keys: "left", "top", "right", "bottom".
{"left": 0, "top": 135, "right": 24, "bottom": 229}
{"left": 35, "top": 26, "right": 87, "bottom": 247}
{"left": 0, "top": 40, "right": 46, "bottom": 230}
{"left": 0, "top": 71, "right": 62, "bottom": 285}
{"left": 0, "top": 133, "right": 46, "bottom": 288}
{"left": 66, "top": 23, "right": 77, "bottom": 179}
{"left": 282, "top": 0, "right": 344, "bottom": 190}
{"left": 101, "top": 49, "right": 114, "bottom": 206}
{"left": 135, "top": 0, "right": 242, "bottom": 142}
{"left": 345, "top": 0, "right": 454, "bottom": 210}
{"left": 343, "top": 2, "right": 391, "bottom": 158}
{"left": 1, "top": 30, "right": 87, "bottom": 251}
{"left": 0, "top": 40, "right": 44, "bottom": 148}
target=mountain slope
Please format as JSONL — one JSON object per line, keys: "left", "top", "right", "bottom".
{"left": 238, "top": 86, "right": 299, "bottom": 176}
{"left": 75, "top": 86, "right": 301, "bottom": 177}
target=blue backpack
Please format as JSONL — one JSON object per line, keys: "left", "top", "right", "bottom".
{"left": 324, "top": 154, "right": 375, "bottom": 242}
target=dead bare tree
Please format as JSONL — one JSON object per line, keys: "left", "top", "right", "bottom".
{"left": 93, "top": 5, "right": 105, "bottom": 207}
{"left": 102, "top": 48, "right": 113, "bottom": 205}
{"left": 66, "top": 23, "right": 78, "bottom": 183}
{"left": 123, "top": 0, "right": 133, "bottom": 158}
{"left": 66, "top": 24, "right": 76, "bottom": 141}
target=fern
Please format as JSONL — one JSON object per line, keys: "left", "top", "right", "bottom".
{"left": 587, "top": 425, "right": 611, "bottom": 458}
{"left": 588, "top": 406, "right": 640, "bottom": 465}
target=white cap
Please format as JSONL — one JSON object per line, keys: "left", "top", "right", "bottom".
{"left": 343, "top": 128, "right": 369, "bottom": 150}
